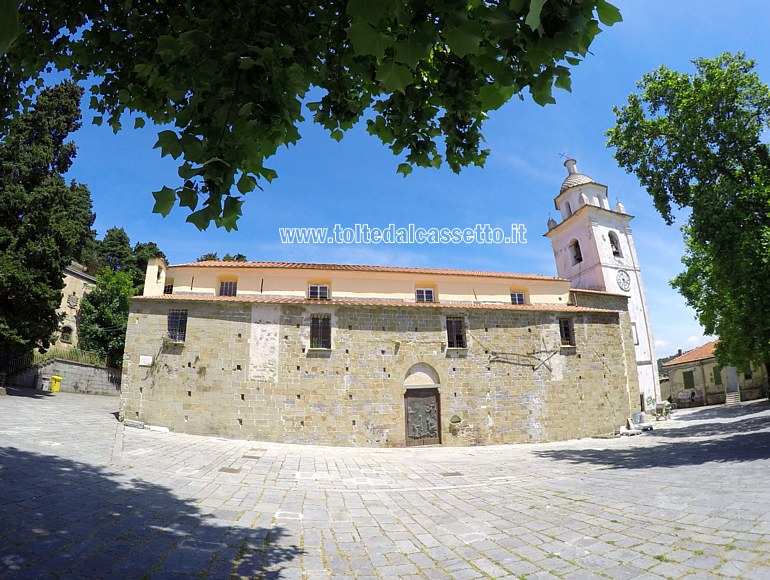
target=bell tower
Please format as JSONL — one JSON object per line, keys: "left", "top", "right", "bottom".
{"left": 545, "top": 159, "right": 660, "bottom": 409}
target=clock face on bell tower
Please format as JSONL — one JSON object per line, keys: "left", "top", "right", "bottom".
{"left": 616, "top": 269, "right": 631, "bottom": 292}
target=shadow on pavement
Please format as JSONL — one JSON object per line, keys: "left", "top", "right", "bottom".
{"left": 669, "top": 399, "right": 769, "bottom": 422}
{"left": 648, "top": 416, "right": 770, "bottom": 439}
{"left": 534, "top": 408, "right": 770, "bottom": 470}
{"left": 3, "top": 386, "right": 54, "bottom": 399}
{"left": 0, "top": 447, "right": 300, "bottom": 578}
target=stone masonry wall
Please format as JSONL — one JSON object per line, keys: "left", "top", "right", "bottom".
{"left": 121, "top": 298, "right": 639, "bottom": 447}
{"left": 10, "top": 359, "right": 120, "bottom": 396}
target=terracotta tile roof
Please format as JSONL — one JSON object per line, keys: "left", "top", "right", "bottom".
{"left": 662, "top": 340, "right": 718, "bottom": 367}
{"left": 560, "top": 172, "right": 598, "bottom": 194}
{"left": 571, "top": 288, "right": 628, "bottom": 298}
{"left": 135, "top": 293, "right": 616, "bottom": 313}
{"left": 168, "top": 261, "right": 565, "bottom": 282}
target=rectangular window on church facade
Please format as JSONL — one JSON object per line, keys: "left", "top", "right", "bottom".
{"left": 446, "top": 317, "right": 466, "bottom": 348}
{"left": 559, "top": 318, "right": 575, "bottom": 346}
{"left": 167, "top": 309, "right": 188, "bottom": 342}
{"left": 310, "top": 315, "right": 331, "bottom": 349}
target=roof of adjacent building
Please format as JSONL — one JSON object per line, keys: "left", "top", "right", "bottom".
{"left": 662, "top": 340, "right": 718, "bottom": 367}
{"left": 134, "top": 293, "right": 618, "bottom": 313}
{"left": 64, "top": 262, "right": 97, "bottom": 283}
{"left": 168, "top": 261, "right": 566, "bottom": 282}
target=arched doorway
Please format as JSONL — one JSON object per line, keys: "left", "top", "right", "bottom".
{"left": 404, "top": 363, "right": 441, "bottom": 446}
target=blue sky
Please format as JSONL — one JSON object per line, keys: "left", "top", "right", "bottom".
{"left": 64, "top": 0, "right": 770, "bottom": 357}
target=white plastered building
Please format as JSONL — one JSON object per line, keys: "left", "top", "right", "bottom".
{"left": 545, "top": 159, "right": 660, "bottom": 409}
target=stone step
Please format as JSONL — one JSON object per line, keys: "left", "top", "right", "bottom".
{"left": 725, "top": 392, "right": 741, "bottom": 405}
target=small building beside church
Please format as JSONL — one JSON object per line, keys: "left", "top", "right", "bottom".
{"left": 119, "top": 160, "right": 655, "bottom": 447}
{"left": 662, "top": 340, "right": 767, "bottom": 407}
{"left": 56, "top": 263, "right": 96, "bottom": 348}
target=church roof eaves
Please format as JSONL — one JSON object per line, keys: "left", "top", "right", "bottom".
{"left": 135, "top": 293, "right": 616, "bottom": 313}
{"left": 168, "top": 261, "right": 566, "bottom": 282}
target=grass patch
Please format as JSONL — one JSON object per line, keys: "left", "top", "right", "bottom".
{"left": 654, "top": 555, "right": 674, "bottom": 563}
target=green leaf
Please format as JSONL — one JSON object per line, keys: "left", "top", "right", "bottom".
{"left": 445, "top": 21, "right": 484, "bottom": 57}
{"left": 596, "top": 0, "right": 623, "bottom": 26}
{"left": 330, "top": 129, "right": 344, "bottom": 142}
{"left": 218, "top": 197, "right": 243, "bottom": 231}
{"left": 346, "top": 0, "right": 389, "bottom": 25}
{"left": 152, "top": 187, "right": 176, "bottom": 217}
{"left": 347, "top": 22, "right": 389, "bottom": 59}
{"left": 394, "top": 39, "right": 431, "bottom": 68}
{"left": 376, "top": 62, "right": 413, "bottom": 93}
{"left": 154, "top": 130, "right": 179, "bottom": 157}
{"left": 259, "top": 167, "right": 278, "bottom": 183}
{"left": 92, "top": 116, "right": 103, "bottom": 126}
{"left": 478, "top": 84, "right": 516, "bottom": 111}
{"left": 525, "top": 0, "right": 548, "bottom": 32}
{"left": 0, "top": 1, "right": 20, "bottom": 54}
{"left": 186, "top": 208, "right": 213, "bottom": 231}
{"left": 397, "top": 163, "right": 413, "bottom": 177}
{"left": 554, "top": 67, "right": 572, "bottom": 92}
{"left": 134, "top": 117, "right": 146, "bottom": 129}
{"left": 177, "top": 187, "right": 198, "bottom": 210}
{"left": 236, "top": 173, "right": 257, "bottom": 194}
{"left": 531, "top": 71, "right": 556, "bottom": 106}
{"left": 239, "top": 57, "right": 258, "bottom": 70}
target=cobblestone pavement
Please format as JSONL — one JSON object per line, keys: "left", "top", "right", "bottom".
{"left": 1, "top": 389, "right": 770, "bottom": 579}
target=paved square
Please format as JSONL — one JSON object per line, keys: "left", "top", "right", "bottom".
{"left": 1, "top": 388, "right": 769, "bottom": 578}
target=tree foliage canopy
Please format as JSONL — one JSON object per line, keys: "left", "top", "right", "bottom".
{"left": 1, "top": 0, "right": 619, "bottom": 230}
{"left": 607, "top": 53, "right": 770, "bottom": 368}
{"left": 0, "top": 82, "right": 95, "bottom": 356}
{"left": 77, "top": 269, "right": 135, "bottom": 364}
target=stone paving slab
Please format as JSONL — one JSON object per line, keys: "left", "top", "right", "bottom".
{"left": 1, "top": 388, "right": 769, "bottom": 578}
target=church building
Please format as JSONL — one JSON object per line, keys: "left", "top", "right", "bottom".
{"left": 119, "top": 160, "right": 655, "bottom": 446}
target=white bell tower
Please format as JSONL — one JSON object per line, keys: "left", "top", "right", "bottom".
{"left": 545, "top": 159, "right": 660, "bottom": 410}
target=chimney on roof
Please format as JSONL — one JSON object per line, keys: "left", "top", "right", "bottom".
{"left": 564, "top": 158, "right": 578, "bottom": 175}
{"left": 677, "top": 349, "right": 682, "bottom": 356}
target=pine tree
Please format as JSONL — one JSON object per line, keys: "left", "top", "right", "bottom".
{"left": 0, "top": 82, "right": 95, "bottom": 358}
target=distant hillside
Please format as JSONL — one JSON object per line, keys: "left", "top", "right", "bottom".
{"left": 657, "top": 353, "right": 680, "bottom": 377}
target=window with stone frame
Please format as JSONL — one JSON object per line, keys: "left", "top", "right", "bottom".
{"left": 683, "top": 370, "right": 695, "bottom": 389}
{"left": 510, "top": 291, "right": 526, "bottom": 305}
{"left": 558, "top": 318, "right": 575, "bottom": 346}
{"left": 60, "top": 326, "right": 73, "bottom": 344}
{"left": 310, "top": 315, "right": 331, "bottom": 349}
{"left": 308, "top": 284, "right": 330, "bottom": 300}
{"left": 446, "top": 316, "right": 467, "bottom": 348}
{"left": 415, "top": 288, "right": 435, "bottom": 302}
{"left": 219, "top": 280, "right": 237, "bottom": 296}
{"left": 167, "top": 309, "right": 188, "bottom": 342}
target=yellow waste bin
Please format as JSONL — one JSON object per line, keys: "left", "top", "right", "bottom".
{"left": 51, "top": 375, "right": 62, "bottom": 393}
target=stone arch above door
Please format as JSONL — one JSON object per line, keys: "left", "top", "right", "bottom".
{"left": 404, "top": 362, "right": 440, "bottom": 387}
